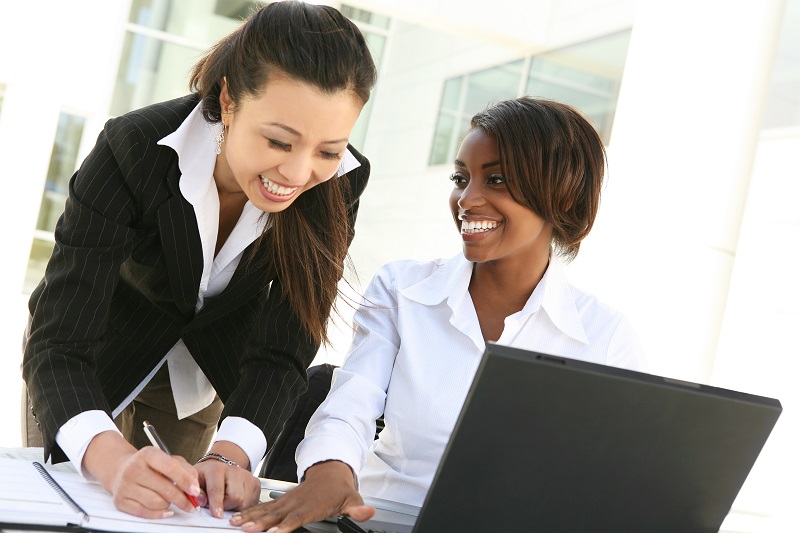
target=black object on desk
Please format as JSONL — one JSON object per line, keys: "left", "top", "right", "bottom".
{"left": 337, "top": 343, "right": 782, "bottom": 533}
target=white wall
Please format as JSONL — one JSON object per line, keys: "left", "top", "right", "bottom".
{"left": 0, "top": 0, "right": 131, "bottom": 448}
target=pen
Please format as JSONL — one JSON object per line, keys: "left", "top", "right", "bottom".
{"left": 142, "top": 420, "right": 201, "bottom": 509}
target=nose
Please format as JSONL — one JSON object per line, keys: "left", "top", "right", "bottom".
{"left": 277, "top": 153, "right": 313, "bottom": 186}
{"left": 457, "top": 180, "right": 485, "bottom": 212}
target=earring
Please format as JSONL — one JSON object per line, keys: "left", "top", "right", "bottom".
{"left": 214, "top": 126, "right": 226, "bottom": 155}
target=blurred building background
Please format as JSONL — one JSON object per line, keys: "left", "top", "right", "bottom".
{"left": 0, "top": 0, "right": 797, "bottom": 530}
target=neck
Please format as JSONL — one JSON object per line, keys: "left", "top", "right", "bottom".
{"left": 469, "top": 251, "right": 550, "bottom": 313}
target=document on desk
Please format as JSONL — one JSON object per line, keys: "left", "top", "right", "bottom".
{"left": 0, "top": 457, "right": 239, "bottom": 532}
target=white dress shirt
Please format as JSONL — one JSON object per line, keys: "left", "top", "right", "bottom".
{"left": 56, "top": 102, "right": 361, "bottom": 476}
{"left": 295, "top": 253, "right": 648, "bottom": 506}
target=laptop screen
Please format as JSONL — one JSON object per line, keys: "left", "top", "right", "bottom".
{"left": 340, "top": 344, "right": 781, "bottom": 532}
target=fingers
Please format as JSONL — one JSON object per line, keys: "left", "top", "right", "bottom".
{"left": 196, "top": 460, "right": 260, "bottom": 518}
{"left": 202, "top": 462, "right": 227, "bottom": 518}
{"left": 140, "top": 447, "right": 201, "bottom": 513}
{"left": 231, "top": 500, "right": 312, "bottom": 533}
{"left": 342, "top": 504, "right": 376, "bottom": 523}
{"left": 107, "top": 447, "right": 200, "bottom": 517}
{"left": 230, "top": 474, "right": 364, "bottom": 533}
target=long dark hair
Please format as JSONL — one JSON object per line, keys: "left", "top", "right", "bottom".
{"left": 189, "top": 1, "right": 377, "bottom": 345}
{"left": 470, "top": 97, "right": 606, "bottom": 261}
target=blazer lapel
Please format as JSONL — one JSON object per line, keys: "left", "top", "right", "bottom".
{"left": 157, "top": 175, "right": 203, "bottom": 314}
{"left": 186, "top": 242, "right": 274, "bottom": 330}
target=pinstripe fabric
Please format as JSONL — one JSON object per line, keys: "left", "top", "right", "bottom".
{"left": 22, "top": 94, "right": 370, "bottom": 464}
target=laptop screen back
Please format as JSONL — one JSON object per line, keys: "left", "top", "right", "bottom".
{"left": 409, "top": 343, "right": 782, "bottom": 533}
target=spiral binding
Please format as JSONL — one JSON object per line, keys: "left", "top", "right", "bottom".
{"left": 33, "top": 462, "right": 89, "bottom": 522}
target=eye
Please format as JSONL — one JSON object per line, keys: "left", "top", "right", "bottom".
{"left": 320, "top": 151, "right": 341, "bottom": 161}
{"left": 449, "top": 172, "right": 467, "bottom": 186}
{"left": 487, "top": 174, "right": 506, "bottom": 185}
{"left": 268, "top": 139, "right": 291, "bottom": 152}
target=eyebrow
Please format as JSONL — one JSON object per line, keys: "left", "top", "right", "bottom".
{"left": 266, "top": 122, "right": 349, "bottom": 144}
{"left": 453, "top": 159, "right": 501, "bottom": 169}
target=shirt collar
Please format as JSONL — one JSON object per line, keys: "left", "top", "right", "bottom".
{"left": 157, "top": 103, "right": 219, "bottom": 204}
{"left": 534, "top": 259, "right": 590, "bottom": 344}
{"left": 400, "top": 253, "right": 473, "bottom": 307}
{"left": 400, "top": 253, "right": 589, "bottom": 344}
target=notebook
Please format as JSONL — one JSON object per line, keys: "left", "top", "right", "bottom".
{"left": 0, "top": 457, "right": 241, "bottom": 532}
{"left": 338, "top": 343, "right": 782, "bottom": 533}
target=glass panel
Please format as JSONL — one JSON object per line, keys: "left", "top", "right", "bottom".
{"left": 25, "top": 239, "right": 57, "bottom": 294}
{"left": 364, "top": 32, "right": 387, "bottom": 68}
{"left": 26, "top": 112, "right": 86, "bottom": 293}
{"left": 111, "top": 32, "right": 201, "bottom": 116}
{"left": 129, "top": 0, "right": 264, "bottom": 39}
{"left": 525, "top": 30, "right": 631, "bottom": 144}
{"left": 441, "top": 77, "right": 463, "bottom": 111}
{"left": 36, "top": 113, "right": 85, "bottom": 233}
{"left": 763, "top": 0, "right": 800, "bottom": 129}
{"left": 349, "top": 96, "right": 373, "bottom": 152}
{"left": 429, "top": 113, "right": 456, "bottom": 165}
{"left": 341, "top": 4, "right": 391, "bottom": 29}
{"left": 463, "top": 60, "right": 524, "bottom": 116}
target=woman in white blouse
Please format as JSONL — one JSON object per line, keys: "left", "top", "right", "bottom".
{"left": 232, "top": 97, "right": 648, "bottom": 532}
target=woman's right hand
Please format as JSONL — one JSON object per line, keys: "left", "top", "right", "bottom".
{"left": 83, "top": 430, "right": 201, "bottom": 518}
{"left": 229, "top": 460, "right": 375, "bottom": 532}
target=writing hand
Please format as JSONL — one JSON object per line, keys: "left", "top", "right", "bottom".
{"left": 84, "top": 431, "right": 201, "bottom": 518}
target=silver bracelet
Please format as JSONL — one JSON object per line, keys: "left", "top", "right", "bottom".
{"left": 197, "top": 452, "right": 240, "bottom": 467}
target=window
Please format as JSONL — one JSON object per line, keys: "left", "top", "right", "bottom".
{"left": 430, "top": 61, "right": 525, "bottom": 165}
{"left": 25, "top": 112, "right": 86, "bottom": 293}
{"left": 429, "top": 30, "right": 631, "bottom": 165}
{"left": 340, "top": 4, "right": 390, "bottom": 151}
{"left": 113, "top": 1, "right": 387, "bottom": 150}
{"left": 763, "top": 0, "right": 800, "bottom": 129}
{"left": 112, "top": 0, "right": 266, "bottom": 116}
{"left": 526, "top": 30, "right": 630, "bottom": 144}
{"left": 340, "top": 4, "right": 391, "bottom": 29}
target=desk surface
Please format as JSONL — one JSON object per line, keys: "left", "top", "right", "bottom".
{"left": 0, "top": 447, "right": 340, "bottom": 533}
{"left": 0, "top": 448, "right": 788, "bottom": 533}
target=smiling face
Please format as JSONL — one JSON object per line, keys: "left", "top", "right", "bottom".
{"left": 449, "top": 128, "right": 554, "bottom": 265}
{"left": 214, "top": 74, "right": 363, "bottom": 212}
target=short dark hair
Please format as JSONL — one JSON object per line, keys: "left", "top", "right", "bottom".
{"left": 190, "top": 0, "right": 377, "bottom": 123}
{"left": 470, "top": 97, "right": 606, "bottom": 261}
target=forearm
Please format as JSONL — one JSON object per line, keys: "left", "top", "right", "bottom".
{"left": 83, "top": 431, "right": 139, "bottom": 492}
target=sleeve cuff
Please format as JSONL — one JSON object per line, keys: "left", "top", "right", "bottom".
{"left": 295, "top": 433, "right": 362, "bottom": 486}
{"left": 213, "top": 416, "right": 267, "bottom": 474}
{"left": 55, "top": 410, "right": 121, "bottom": 480}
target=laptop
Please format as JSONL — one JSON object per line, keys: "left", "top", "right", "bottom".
{"left": 338, "top": 342, "right": 782, "bottom": 533}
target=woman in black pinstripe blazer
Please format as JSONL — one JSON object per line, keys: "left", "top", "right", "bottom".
{"left": 22, "top": 1, "right": 376, "bottom": 520}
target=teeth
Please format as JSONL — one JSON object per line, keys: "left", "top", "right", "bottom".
{"left": 461, "top": 220, "right": 499, "bottom": 233}
{"left": 260, "top": 175, "right": 298, "bottom": 196}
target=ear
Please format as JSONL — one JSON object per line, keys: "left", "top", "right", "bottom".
{"left": 219, "top": 77, "right": 234, "bottom": 126}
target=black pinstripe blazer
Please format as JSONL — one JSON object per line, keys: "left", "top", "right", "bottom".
{"left": 22, "top": 94, "right": 370, "bottom": 464}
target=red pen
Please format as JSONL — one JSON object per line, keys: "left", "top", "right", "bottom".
{"left": 142, "top": 420, "right": 201, "bottom": 509}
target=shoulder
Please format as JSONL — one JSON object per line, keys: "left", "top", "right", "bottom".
{"left": 105, "top": 94, "right": 200, "bottom": 142}
{"left": 342, "top": 143, "right": 370, "bottom": 198}
{"left": 563, "top": 281, "right": 632, "bottom": 338}
{"left": 369, "top": 257, "right": 451, "bottom": 291}
{"left": 565, "top": 282, "right": 647, "bottom": 370}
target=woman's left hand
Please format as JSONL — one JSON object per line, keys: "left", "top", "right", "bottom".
{"left": 195, "top": 442, "right": 261, "bottom": 518}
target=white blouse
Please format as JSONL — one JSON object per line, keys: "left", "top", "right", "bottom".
{"left": 295, "top": 253, "right": 648, "bottom": 506}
